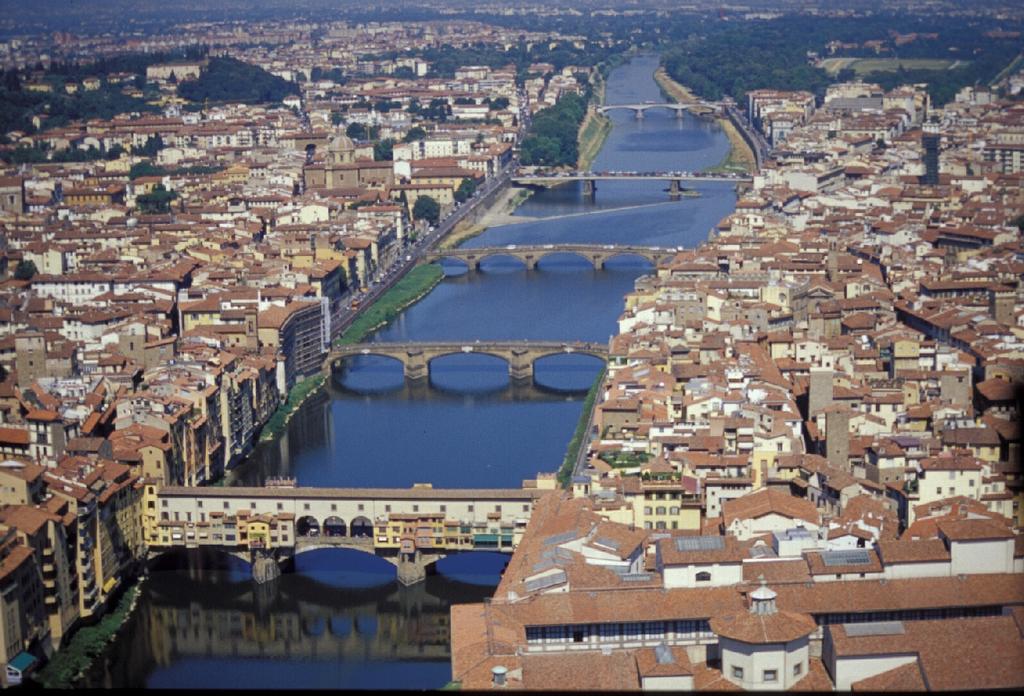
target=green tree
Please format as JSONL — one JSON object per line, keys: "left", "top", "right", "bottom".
{"left": 136, "top": 183, "right": 177, "bottom": 214}
{"left": 454, "top": 177, "right": 478, "bottom": 203}
{"left": 412, "top": 195, "right": 440, "bottom": 226}
{"left": 13, "top": 259, "right": 37, "bottom": 280}
{"left": 346, "top": 122, "right": 368, "bottom": 140}
{"left": 403, "top": 126, "right": 427, "bottom": 143}
{"left": 135, "top": 135, "right": 164, "bottom": 157}
{"left": 373, "top": 138, "right": 395, "bottom": 161}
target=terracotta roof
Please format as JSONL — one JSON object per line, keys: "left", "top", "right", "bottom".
{"left": 708, "top": 608, "right": 816, "bottom": 644}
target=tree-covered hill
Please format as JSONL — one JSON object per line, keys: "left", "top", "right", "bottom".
{"left": 177, "top": 57, "right": 298, "bottom": 104}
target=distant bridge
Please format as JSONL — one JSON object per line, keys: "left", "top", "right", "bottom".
{"left": 512, "top": 171, "right": 750, "bottom": 196}
{"left": 328, "top": 340, "right": 608, "bottom": 381}
{"left": 598, "top": 101, "right": 719, "bottom": 119}
{"left": 151, "top": 484, "right": 550, "bottom": 585}
{"left": 425, "top": 244, "right": 677, "bottom": 272}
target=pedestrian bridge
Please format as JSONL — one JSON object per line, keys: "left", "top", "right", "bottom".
{"left": 425, "top": 244, "right": 677, "bottom": 272}
{"left": 327, "top": 340, "right": 609, "bottom": 381}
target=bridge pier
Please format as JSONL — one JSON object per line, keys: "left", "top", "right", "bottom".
{"left": 405, "top": 349, "right": 428, "bottom": 381}
{"left": 396, "top": 549, "right": 431, "bottom": 586}
{"left": 252, "top": 551, "right": 281, "bottom": 584}
{"left": 509, "top": 349, "right": 533, "bottom": 382}
{"left": 583, "top": 179, "right": 596, "bottom": 197}
{"left": 525, "top": 256, "right": 538, "bottom": 271}
{"left": 591, "top": 255, "right": 607, "bottom": 271}
{"left": 674, "top": 108, "right": 685, "bottom": 119}
{"left": 633, "top": 108, "right": 645, "bottom": 120}
{"left": 669, "top": 179, "right": 682, "bottom": 197}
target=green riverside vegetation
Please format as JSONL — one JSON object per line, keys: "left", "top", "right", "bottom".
{"left": 35, "top": 583, "right": 140, "bottom": 688}
{"left": 336, "top": 264, "right": 444, "bottom": 345}
{"left": 519, "top": 92, "right": 588, "bottom": 167}
{"left": 259, "top": 374, "right": 327, "bottom": 442}
{"left": 558, "top": 368, "right": 606, "bottom": 488}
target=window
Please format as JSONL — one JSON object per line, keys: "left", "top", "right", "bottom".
{"left": 413, "top": 505, "right": 419, "bottom": 512}
{"left": 644, "top": 506, "right": 653, "bottom": 515}
{"left": 468, "top": 505, "right": 474, "bottom": 512}
{"left": 385, "top": 505, "right": 391, "bottom": 512}
{"left": 358, "top": 504, "right": 364, "bottom": 511}
{"left": 731, "top": 666, "right": 744, "bottom": 680}
{"left": 224, "top": 502, "right": 230, "bottom": 510}
{"left": 572, "top": 629, "right": 584, "bottom": 643}
{"left": 162, "top": 500, "right": 168, "bottom": 508}
{"left": 763, "top": 670, "right": 777, "bottom": 683}
{"left": 277, "top": 503, "right": 283, "bottom": 511}
{"left": 696, "top": 571, "right": 711, "bottom": 582}
{"left": 331, "top": 504, "right": 337, "bottom": 511}
{"left": 793, "top": 663, "right": 802, "bottom": 677}
{"left": 197, "top": 501, "right": 203, "bottom": 508}
{"left": 523, "top": 504, "right": 530, "bottom": 512}
{"left": 623, "top": 622, "right": 643, "bottom": 638}
{"left": 304, "top": 503, "right": 310, "bottom": 511}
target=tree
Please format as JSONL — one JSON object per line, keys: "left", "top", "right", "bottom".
{"left": 412, "top": 195, "right": 440, "bottom": 226}
{"left": 373, "top": 138, "right": 395, "bottom": 161}
{"left": 3, "top": 69, "right": 20, "bottom": 92}
{"left": 135, "top": 134, "right": 163, "bottom": 157}
{"left": 136, "top": 184, "right": 177, "bottom": 214}
{"left": 346, "top": 122, "right": 368, "bottom": 140}
{"left": 454, "top": 177, "right": 478, "bottom": 203}
{"left": 403, "top": 126, "right": 427, "bottom": 143}
{"left": 13, "top": 259, "right": 37, "bottom": 280}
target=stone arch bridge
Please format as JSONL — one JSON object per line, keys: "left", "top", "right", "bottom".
{"left": 151, "top": 484, "right": 549, "bottom": 585}
{"left": 327, "top": 340, "right": 608, "bottom": 381}
{"left": 425, "top": 244, "right": 677, "bottom": 272}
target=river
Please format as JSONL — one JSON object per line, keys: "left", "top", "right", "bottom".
{"left": 80, "top": 54, "right": 736, "bottom": 689}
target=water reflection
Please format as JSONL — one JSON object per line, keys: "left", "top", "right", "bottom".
{"left": 82, "top": 549, "right": 504, "bottom": 689}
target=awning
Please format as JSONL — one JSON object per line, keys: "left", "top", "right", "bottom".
{"left": 8, "top": 652, "right": 37, "bottom": 674}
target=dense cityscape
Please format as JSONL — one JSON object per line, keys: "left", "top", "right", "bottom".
{"left": 0, "top": 0, "right": 1023, "bottom": 690}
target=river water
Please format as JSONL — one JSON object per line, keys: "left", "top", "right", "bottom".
{"left": 80, "top": 54, "right": 735, "bottom": 689}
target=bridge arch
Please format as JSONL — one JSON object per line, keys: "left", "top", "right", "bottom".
{"left": 329, "top": 615, "right": 352, "bottom": 638}
{"left": 297, "top": 515, "right": 320, "bottom": 537}
{"left": 330, "top": 352, "right": 406, "bottom": 378}
{"left": 323, "top": 516, "right": 347, "bottom": 537}
{"left": 350, "top": 516, "right": 373, "bottom": 537}
{"left": 303, "top": 616, "right": 327, "bottom": 637}
{"left": 600, "top": 250, "right": 663, "bottom": 267}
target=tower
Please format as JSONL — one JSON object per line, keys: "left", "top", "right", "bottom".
{"left": 920, "top": 124, "right": 939, "bottom": 185}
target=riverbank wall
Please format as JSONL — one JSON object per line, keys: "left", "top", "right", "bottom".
{"left": 578, "top": 70, "right": 612, "bottom": 170}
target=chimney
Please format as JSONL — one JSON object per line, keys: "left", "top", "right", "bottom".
{"left": 491, "top": 666, "right": 507, "bottom": 688}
